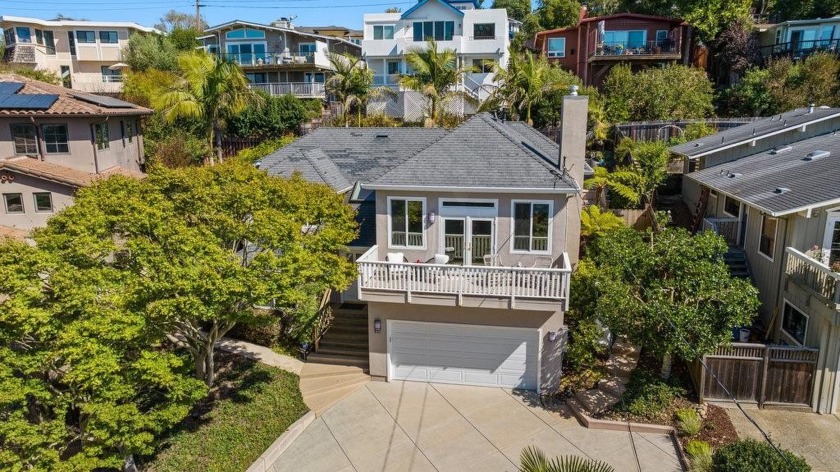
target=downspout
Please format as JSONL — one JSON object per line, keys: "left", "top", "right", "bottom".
{"left": 580, "top": 23, "right": 586, "bottom": 84}
{"left": 30, "top": 116, "right": 45, "bottom": 161}
{"left": 89, "top": 116, "right": 110, "bottom": 175}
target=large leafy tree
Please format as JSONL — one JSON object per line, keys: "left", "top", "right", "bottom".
{"left": 577, "top": 227, "right": 759, "bottom": 379}
{"left": 536, "top": 0, "right": 582, "bottom": 30}
{"left": 401, "top": 39, "right": 476, "bottom": 127}
{"left": 157, "top": 51, "right": 258, "bottom": 165}
{"left": 227, "top": 89, "right": 310, "bottom": 138}
{"left": 492, "top": 0, "right": 532, "bottom": 21}
{"left": 602, "top": 64, "right": 714, "bottom": 123}
{"left": 0, "top": 240, "right": 206, "bottom": 471}
{"left": 123, "top": 32, "right": 179, "bottom": 72}
{"left": 772, "top": 0, "right": 840, "bottom": 21}
{"left": 35, "top": 161, "right": 358, "bottom": 386}
{"left": 618, "top": 0, "right": 751, "bottom": 40}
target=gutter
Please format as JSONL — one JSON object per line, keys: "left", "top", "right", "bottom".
{"left": 361, "top": 184, "right": 579, "bottom": 194}
{"left": 89, "top": 116, "right": 110, "bottom": 175}
{"left": 29, "top": 116, "right": 45, "bottom": 161}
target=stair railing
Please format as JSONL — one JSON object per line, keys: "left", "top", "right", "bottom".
{"left": 306, "top": 289, "right": 334, "bottom": 358}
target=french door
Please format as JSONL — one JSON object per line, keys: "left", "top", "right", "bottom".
{"left": 442, "top": 217, "right": 494, "bottom": 265}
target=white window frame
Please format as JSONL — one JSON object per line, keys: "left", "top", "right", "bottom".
{"left": 98, "top": 30, "right": 119, "bottom": 46}
{"left": 547, "top": 37, "right": 566, "bottom": 58}
{"left": 781, "top": 300, "right": 808, "bottom": 346}
{"left": 3, "top": 193, "right": 24, "bottom": 214}
{"left": 373, "top": 24, "right": 395, "bottom": 40}
{"left": 758, "top": 213, "right": 778, "bottom": 262}
{"left": 387, "top": 196, "right": 427, "bottom": 250}
{"left": 510, "top": 200, "right": 553, "bottom": 255}
{"left": 822, "top": 211, "right": 840, "bottom": 266}
{"left": 722, "top": 196, "right": 740, "bottom": 218}
{"left": 33, "top": 192, "right": 53, "bottom": 213}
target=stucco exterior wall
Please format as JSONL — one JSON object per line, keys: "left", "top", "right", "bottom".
{"left": 373, "top": 189, "right": 573, "bottom": 269}
{"left": 0, "top": 171, "right": 75, "bottom": 230}
{"left": 0, "top": 117, "right": 144, "bottom": 174}
{"left": 367, "top": 302, "right": 565, "bottom": 391}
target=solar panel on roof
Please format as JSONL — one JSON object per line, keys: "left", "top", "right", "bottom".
{"left": 74, "top": 93, "right": 136, "bottom": 109}
{"left": 0, "top": 82, "right": 25, "bottom": 95}
{"left": 0, "top": 94, "right": 58, "bottom": 110}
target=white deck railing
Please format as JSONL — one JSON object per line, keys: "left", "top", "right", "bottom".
{"left": 249, "top": 82, "right": 326, "bottom": 98}
{"left": 357, "top": 245, "right": 572, "bottom": 309}
{"left": 785, "top": 247, "right": 840, "bottom": 307}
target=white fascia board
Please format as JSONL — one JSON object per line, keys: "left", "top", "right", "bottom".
{"left": 362, "top": 184, "right": 578, "bottom": 194}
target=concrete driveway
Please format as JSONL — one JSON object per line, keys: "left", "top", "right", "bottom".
{"left": 727, "top": 409, "right": 840, "bottom": 472}
{"left": 271, "top": 381, "right": 682, "bottom": 472}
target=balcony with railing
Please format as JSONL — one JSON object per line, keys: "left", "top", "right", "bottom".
{"left": 249, "top": 82, "right": 326, "bottom": 98}
{"left": 372, "top": 74, "right": 401, "bottom": 86}
{"left": 589, "top": 39, "right": 682, "bottom": 61}
{"left": 760, "top": 40, "right": 840, "bottom": 60}
{"left": 356, "top": 245, "right": 572, "bottom": 311}
{"left": 703, "top": 217, "right": 740, "bottom": 246}
{"left": 216, "top": 51, "right": 322, "bottom": 68}
{"left": 73, "top": 75, "right": 123, "bottom": 93}
{"left": 785, "top": 247, "right": 840, "bottom": 311}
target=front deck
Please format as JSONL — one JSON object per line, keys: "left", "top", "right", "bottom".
{"left": 785, "top": 247, "right": 840, "bottom": 311}
{"left": 356, "top": 245, "right": 571, "bottom": 311}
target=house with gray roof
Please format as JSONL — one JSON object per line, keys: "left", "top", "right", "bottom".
{"left": 679, "top": 121, "right": 840, "bottom": 415}
{"left": 261, "top": 94, "right": 589, "bottom": 393}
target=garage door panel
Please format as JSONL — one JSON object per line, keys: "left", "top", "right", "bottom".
{"left": 389, "top": 321, "right": 538, "bottom": 389}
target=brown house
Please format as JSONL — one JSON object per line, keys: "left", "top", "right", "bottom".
{"left": 534, "top": 10, "right": 693, "bottom": 86}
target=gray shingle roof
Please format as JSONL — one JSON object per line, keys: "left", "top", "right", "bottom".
{"left": 686, "top": 131, "right": 840, "bottom": 216}
{"left": 670, "top": 107, "right": 840, "bottom": 159}
{"left": 370, "top": 113, "right": 577, "bottom": 191}
{"left": 261, "top": 127, "right": 447, "bottom": 190}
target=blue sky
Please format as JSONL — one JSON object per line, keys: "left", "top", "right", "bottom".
{"left": 1, "top": 0, "right": 529, "bottom": 30}
{"left": 1, "top": 0, "right": 425, "bottom": 30}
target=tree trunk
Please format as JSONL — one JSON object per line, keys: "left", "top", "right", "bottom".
{"left": 194, "top": 347, "right": 208, "bottom": 382}
{"left": 206, "top": 131, "right": 215, "bottom": 166}
{"left": 661, "top": 352, "right": 673, "bottom": 380}
{"left": 214, "top": 126, "right": 224, "bottom": 164}
{"left": 123, "top": 454, "right": 138, "bottom": 472}
{"left": 204, "top": 345, "right": 215, "bottom": 387}
{"left": 526, "top": 106, "right": 533, "bottom": 126}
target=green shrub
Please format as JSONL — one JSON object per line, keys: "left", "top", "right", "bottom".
{"left": 620, "top": 368, "right": 685, "bottom": 421}
{"left": 685, "top": 440, "right": 713, "bottom": 472}
{"left": 675, "top": 407, "right": 703, "bottom": 437}
{"left": 227, "top": 91, "right": 310, "bottom": 138}
{"left": 227, "top": 309, "right": 283, "bottom": 347}
{"left": 712, "top": 439, "right": 810, "bottom": 472}
{"left": 236, "top": 136, "right": 296, "bottom": 163}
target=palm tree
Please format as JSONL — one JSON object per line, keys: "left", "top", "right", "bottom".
{"left": 326, "top": 52, "right": 396, "bottom": 127}
{"left": 156, "top": 51, "right": 258, "bottom": 165}
{"left": 400, "top": 38, "right": 476, "bottom": 127}
{"left": 519, "top": 447, "right": 615, "bottom": 472}
{"left": 493, "top": 50, "right": 565, "bottom": 125}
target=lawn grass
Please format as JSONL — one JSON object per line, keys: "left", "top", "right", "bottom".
{"left": 143, "top": 352, "right": 308, "bottom": 472}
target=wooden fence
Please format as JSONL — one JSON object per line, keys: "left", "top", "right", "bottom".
{"left": 689, "top": 343, "right": 819, "bottom": 409}
{"left": 615, "top": 118, "right": 759, "bottom": 142}
{"left": 220, "top": 138, "right": 263, "bottom": 158}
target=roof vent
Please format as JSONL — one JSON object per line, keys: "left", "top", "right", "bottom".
{"left": 375, "top": 133, "right": 389, "bottom": 139}
{"left": 727, "top": 172, "right": 742, "bottom": 178}
{"left": 769, "top": 146, "right": 792, "bottom": 154}
{"left": 774, "top": 187, "right": 791, "bottom": 194}
{"left": 803, "top": 150, "right": 830, "bottom": 161}
{"left": 693, "top": 142, "right": 703, "bottom": 147}
{"left": 808, "top": 103, "right": 815, "bottom": 113}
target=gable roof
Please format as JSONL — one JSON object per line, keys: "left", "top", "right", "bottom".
{"left": 0, "top": 157, "right": 145, "bottom": 188}
{"left": 670, "top": 107, "right": 840, "bottom": 159}
{"left": 0, "top": 75, "right": 152, "bottom": 117}
{"left": 535, "top": 12, "right": 686, "bottom": 38}
{"left": 402, "top": 0, "right": 466, "bottom": 19}
{"left": 262, "top": 114, "right": 577, "bottom": 193}
{"left": 685, "top": 131, "right": 840, "bottom": 217}
{"left": 203, "top": 20, "right": 361, "bottom": 49}
{"left": 261, "top": 127, "right": 448, "bottom": 191}
{"left": 369, "top": 113, "right": 577, "bottom": 192}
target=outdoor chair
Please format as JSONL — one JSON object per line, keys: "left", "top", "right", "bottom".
{"left": 483, "top": 254, "right": 501, "bottom": 267}
{"left": 531, "top": 256, "right": 553, "bottom": 269}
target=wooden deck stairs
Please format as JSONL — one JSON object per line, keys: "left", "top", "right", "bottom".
{"left": 690, "top": 187, "right": 710, "bottom": 234}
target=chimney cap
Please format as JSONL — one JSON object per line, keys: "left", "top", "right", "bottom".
{"left": 569, "top": 85, "right": 579, "bottom": 96}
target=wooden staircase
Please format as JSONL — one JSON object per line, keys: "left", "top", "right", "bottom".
{"left": 723, "top": 246, "right": 752, "bottom": 279}
{"left": 690, "top": 187, "right": 710, "bottom": 233}
{"left": 307, "top": 303, "right": 369, "bottom": 370}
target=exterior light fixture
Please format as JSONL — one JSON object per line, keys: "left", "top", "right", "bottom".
{"left": 428, "top": 212, "right": 436, "bottom": 224}
{"left": 548, "top": 331, "right": 558, "bottom": 343}
{"left": 374, "top": 319, "right": 382, "bottom": 333}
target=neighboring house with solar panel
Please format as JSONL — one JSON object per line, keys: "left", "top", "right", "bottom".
{"left": 0, "top": 75, "right": 151, "bottom": 233}
{"left": 198, "top": 19, "right": 361, "bottom": 99}
{"left": 672, "top": 106, "right": 840, "bottom": 414}
{"left": 0, "top": 15, "right": 157, "bottom": 94}
{"left": 257, "top": 92, "right": 588, "bottom": 393}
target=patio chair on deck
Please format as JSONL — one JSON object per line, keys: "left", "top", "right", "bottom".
{"left": 531, "top": 256, "right": 553, "bottom": 269}
{"left": 386, "top": 252, "right": 407, "bottom": 276}
{"left": 483, "top": 254, "right": 501, "bottom": 267}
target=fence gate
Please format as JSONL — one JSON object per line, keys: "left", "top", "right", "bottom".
{"left": 690, "top": 343, "right": 819, "bottom": 409}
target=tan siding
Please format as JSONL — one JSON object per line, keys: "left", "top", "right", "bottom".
{"left": 0, "top": 172, "right": 75, "bottom": 230}
{"left": 743, "top": 206, "right": 787, "bottom": 323}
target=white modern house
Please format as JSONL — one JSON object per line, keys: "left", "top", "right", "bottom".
{"left": 362, "top": 0, "right": 513, "bottom": 120}
{"left": 1, "top": 16, "right": 158, "bottom": 94}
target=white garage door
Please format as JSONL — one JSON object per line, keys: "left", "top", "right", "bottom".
{"left": 388, "top": 321, "right": 539, "bottom": 389}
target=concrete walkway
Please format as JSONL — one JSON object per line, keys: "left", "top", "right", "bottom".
{"left": 727, "top": 409, "right": 840, "bottom": 472}
{"left": 271, "top": 381, "right": 682, "bottom": 472}
{"left": 217, "top": 337, "right": 304, "bottom": 375}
